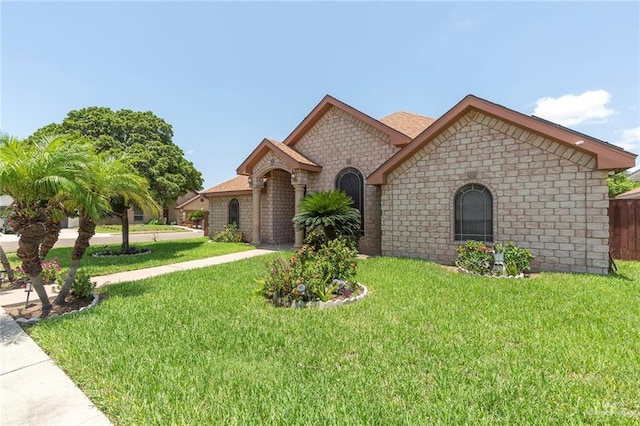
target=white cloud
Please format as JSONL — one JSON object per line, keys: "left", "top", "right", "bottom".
{"left": 187, "top": 150, "right": 194, "bottom": 155}
{"left": 532, "top": 90, "right": 616, "bottom": 127}
{"left": 615, "top": 126, "right": 640, "bottom": 154}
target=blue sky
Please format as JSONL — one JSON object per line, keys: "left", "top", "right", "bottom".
{"left": 2, "top": 1, "right": 639, "bottom": 189}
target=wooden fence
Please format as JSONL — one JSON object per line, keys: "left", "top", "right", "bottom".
{"left": 609, "top": 199, "right": 640, "bottom": 260}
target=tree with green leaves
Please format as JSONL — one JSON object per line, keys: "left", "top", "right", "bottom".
{"left": 0, "top": 133, "right": 94, "bottom": 312}
{"left": 608, "top": 171, "right": 640, "bottom": 198}
{"left": 29, "top": 107, "right": 203, "bottom": 253}
{"left": 56, "top": 154, "right": 159, "bottom": 304}
{"left": 293, "top": 190, "right": 361, "bottom": 241}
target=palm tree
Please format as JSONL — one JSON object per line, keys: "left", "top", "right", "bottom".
{"left": 293, "top": 190, "right": 361, "bottom": 241}
{"left": 0, "top": 133, "right": 93, "bottom": 312}
{"left": 0, "top": 245, "right": 15, "bottom": 282}
{"left": 55, "top": 154, "right": 159, "bottom": 304}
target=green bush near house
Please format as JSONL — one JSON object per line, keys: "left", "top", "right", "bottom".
{"left": 456, "top": 240, "right": 533, "bottom": 276}
{"left": 259, "top": 236, "right": 358, "bottom": 305}
{"left": 212, "top": 223, "right": 244, "bottom": 243}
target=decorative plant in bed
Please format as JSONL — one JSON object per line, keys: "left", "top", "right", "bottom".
{"left": 258, "top": 233, "right": 365, "bottom": 308}
{"left": 455, "top": 240, "right": 534, "bottom": 278}
{"left": 259, "top": 189, "right": 366, "bottom": 308}
{"left": 92, "top": 244, "right": 151, "bottom": 257}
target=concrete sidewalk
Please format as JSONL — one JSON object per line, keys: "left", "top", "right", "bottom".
{"left": 0, "top": 248, "right": 276, "bottom": 425}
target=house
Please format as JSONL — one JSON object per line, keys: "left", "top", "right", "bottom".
{"left": 175, "top": 192, "right": 209, "bottom": 226}
{"left": 99, "top": 191, "right": 198, "bottom": 226}
{"left": 203, "top": 95, "right": 637, "bottom": 274}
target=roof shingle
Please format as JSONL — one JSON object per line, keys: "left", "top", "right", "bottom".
{"left": 379, "top": 111, "right": 437, "bottom": 138}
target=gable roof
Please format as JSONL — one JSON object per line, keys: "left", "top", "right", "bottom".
{"left": 283, "top": 95, "right": 413, "bottom": 148}
{"left": 369, "top": 95, "right": 638, "bottom": 185}
{"left": 236, "top": 138, "right": 321, "bottom": 176}
{"left": 379, "top": 111, "right": 437, "bottom": 138}
{"left": 201, "top": 175, "right": 251, "bottom": 197}
{"left": 629, "top": 169, "right": 640, "bottom": 182}
{"left": 175, "top": 193, "right": 203, "bottom": 209}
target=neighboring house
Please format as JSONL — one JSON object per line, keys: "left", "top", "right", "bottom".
{"left": 203, "top": 94, "right": 636, "bottom": 274}
{"left": 628, "top": 169, "right": 640, "bottom": 182}
{"left": 100, "top": 191, "right": 198, "bottom": 226}
{"left": 175, "top": 192, "right": 209, "bottom": 226}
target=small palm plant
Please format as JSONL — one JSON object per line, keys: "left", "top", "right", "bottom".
{"left": 293, "top": 190, "right": 361, "bottom": 241}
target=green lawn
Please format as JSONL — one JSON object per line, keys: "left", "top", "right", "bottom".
{"left": 7, "top": 238, "right": 253, "bottom": 277}
{"left": 27, "top": 256, "right": 640, "bottom": 424}
{"left": 93, "top": 224, "right": 191, "bottom": 234}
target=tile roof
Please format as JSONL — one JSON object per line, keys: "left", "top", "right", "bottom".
{"left": 201, "top": 175, "right": 251, "bottom": 196}
{"left": 379, "top": 111, "right": 437, "bottom": 138}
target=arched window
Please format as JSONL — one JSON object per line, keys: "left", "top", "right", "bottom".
{"left": 228, "top": 198, "right": 240, "bottom": 226}
{"left": 335, "top": 168, "right": 364, "bottom": 231}
{"left": 454, "top": 184, "right": 493, "bottom": 242}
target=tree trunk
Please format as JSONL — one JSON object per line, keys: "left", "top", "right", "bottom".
{"left": 39, "top": 219, "right": 62, "bottom": 260}
{"left": 17, "top": 223, "right": 51, "bottom": 310}
{"left": 324, "top": 225, "right": 337, "bottom": 241}
{"left": 0, "top": 245, "right": 15, "bottom": 282}
{"left": 55, "top": 216, "right": 96, "bottom": 305}
{"left": 56, "top": 258, "right": 81, "bottom": 305}
{"left": 120, "top": 213, "right": 130, "bottom": 254}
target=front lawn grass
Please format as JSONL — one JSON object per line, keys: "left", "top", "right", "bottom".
{"left": 7, "top": 238, "right": 253, "bottom": 277}
{"left": 28, "top": 257, "right": 640, "bottom": 424}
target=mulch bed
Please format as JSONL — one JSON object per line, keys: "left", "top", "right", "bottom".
{"left": 3, "top": 294, "right": 95, "bottom": 320}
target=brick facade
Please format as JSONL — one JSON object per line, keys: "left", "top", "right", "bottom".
{"left": 380, "top": 111, "right": 610, "bottom": 274}
{"left": 204, "top": 95, "right": 633, "bottom": 274}
{"left": 208, "top": 194, "right": 253, "bottom": 242}
{"left": 293, "top": 107, "right": 400, "bottom": 254}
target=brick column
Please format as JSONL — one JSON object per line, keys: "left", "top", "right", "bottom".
{"left": 250, "top": 177, "right": 263, "bottom": 245}
{"left": 291, "top": 169, "right": 308, "bottom": 248}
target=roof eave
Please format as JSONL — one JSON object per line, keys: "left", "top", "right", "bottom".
{"left": 203, "top": 190, "right": 252, "bottom": 198}
{"left": 368, "top": 95, "right": 637, "bottom": 185}
{"left": 283, "top": 95, "right": 411, "bottom": 148}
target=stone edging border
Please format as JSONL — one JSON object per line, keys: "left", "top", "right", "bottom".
{"left": 15, "top": 292, "right": 100, "bottom": 325}
{"left": 457, "top": 267, "right": 525, "bottom": 279}
{"left": 286, "top": 283, "right": 368, "bottom": 309}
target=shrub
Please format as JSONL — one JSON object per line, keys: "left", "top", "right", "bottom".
{"left": 259, "top": 236, "right": 358, "bottom": 306}
{"left": 189, "top": 210, "right": 205, "bottom": 221}
{"left": 15, "top": 257, "right": 63, "bottom": 284}
{"left": 293, "top": 190, "right": 361, "bottom": 240}
{"left": 455, "top": 240, "right": 534, "bottom": 276}
{"left": 56, "top": 271, "right": 97, "bottom": 298}
{"left": 503, "top": 242, "right": 534, "bottom": 275}
{"left": 70, "top": 272, "right": 96, "bottom": 298}
{"left": 455, "top": 241, "right": 493, "bottom": 275}
{"left": 213, "top": 223, "right": 244, "bottom": 243}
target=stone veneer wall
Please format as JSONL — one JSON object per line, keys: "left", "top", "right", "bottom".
{"left": 293, "top": 106, "right": 401, "bottom": 254}
{"left": 381, "top": 110, "right": 610, "bottom": 274}
{"left": 208, "top": 194, "right": 253, "bottom": 242}
{"left": 263, "top": 169, "right": 295, "bottom": 244}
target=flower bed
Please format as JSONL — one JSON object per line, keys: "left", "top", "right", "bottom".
{"left": 258, "top": 236, "right": 365, "bottom": 308}
{"left": 455, "top": 240, "right": 533, "bottom": 278}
